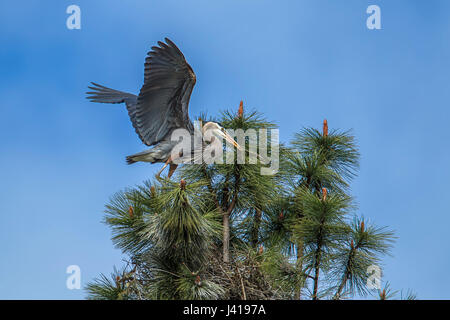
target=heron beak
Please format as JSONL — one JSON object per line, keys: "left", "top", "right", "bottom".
{"left": 216, "top": 130, "right": 241, "bottom": 150}
{"left": 219, "top": 130, "right": 242, "bottom": 150}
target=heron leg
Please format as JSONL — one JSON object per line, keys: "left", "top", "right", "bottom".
{"left": 156, "top": 152, "right": 182, "bottom": 179}
{"left": 168, "top": 163, "right": 178, "bottom": 178}
{"left": 156, "top": 156, "right": 172, "bottom": 179}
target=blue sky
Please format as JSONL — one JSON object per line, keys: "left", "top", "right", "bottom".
{"left": 1, "top": 0, "right": 449, "bottom": 299}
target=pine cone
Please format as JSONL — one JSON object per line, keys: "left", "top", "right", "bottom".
{"left": 195, "top": 275, "right": 202, "bottom": 286}
{"left": 322, "top": 187, "right": 327, "bottom": 200}
{"left": 128, "top": 206, "right": 134, "bottom": 218}
{"left": 380, "top": 289, "right": 386, "bottom": 300}
{"left": 238, "top": 101, "right": 244, "bottom": 118}
{"left": 323, "top": 119, "right": 328, "bottom": 137}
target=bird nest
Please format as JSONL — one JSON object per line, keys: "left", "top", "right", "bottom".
{"left": 203, "top": 248, "right": 283, "bottom": 300}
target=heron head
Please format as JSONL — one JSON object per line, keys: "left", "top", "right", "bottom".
{"left": 202, "top": 122, "right": 241, "bottom": 149}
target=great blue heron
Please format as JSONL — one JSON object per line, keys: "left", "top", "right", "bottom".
{"left": 86, "top": 38, "right": 239, "bottom": 178}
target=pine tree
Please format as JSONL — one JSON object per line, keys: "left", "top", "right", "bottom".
{"left": 86, "top": 103, "right": 412, "bottom": 300}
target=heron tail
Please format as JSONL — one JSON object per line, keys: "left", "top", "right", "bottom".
{"left": 126, "top": 150, "right": 158, "bottom": 165}
{"left": 126, "top": 156, "right": 137, "bottom": 165}
{"left": 86, "top": 82, "right": 136, "bottom": 104}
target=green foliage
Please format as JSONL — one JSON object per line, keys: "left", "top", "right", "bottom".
{"left": 331, "top": 217, "right": 396, "bottom": 299}
{"left": 292, "top": 128, "right": 360, "bottom": 181}
{"left": 86, "top": 266, "right": 136, "bottom": 300}
{"left": 175, "top": 264, "right": 226, "bottom": 300}
{"left": 86, "top": 273, "right": 124, "bottom": 300}
{"left": 86, "top": 107, "right": 406, "bottom": 300}
{"left": 90, "top": 177, "right": 224, "bottom": 300}
{"left": 286, "top": 150, "right": 348, "bottom": 193}
{"left": 142, "top": 180, "right": 221, "bottom": 266}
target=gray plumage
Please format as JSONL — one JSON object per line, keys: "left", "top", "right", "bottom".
{"left": 86, "top": 38, "right": 196, "bottom": 166}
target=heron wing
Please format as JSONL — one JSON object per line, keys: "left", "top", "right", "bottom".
{"left": 135, "top": 38, "right": 196, "bottom": 146}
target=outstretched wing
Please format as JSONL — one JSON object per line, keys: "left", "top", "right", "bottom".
{"left": 136, "top": 38, "right": 196, "bottom": 146}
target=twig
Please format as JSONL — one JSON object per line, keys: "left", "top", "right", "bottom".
{"left": 236, "top": 266, "right": 247, "bottom": 300}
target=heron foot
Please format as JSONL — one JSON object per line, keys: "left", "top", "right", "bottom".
{"left": 155, "top": 156, "right": 173, "bottom": 180}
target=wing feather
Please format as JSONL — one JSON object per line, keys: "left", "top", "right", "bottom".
{"left": 134, "top": 38, "right": 196, "bottom": 146}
